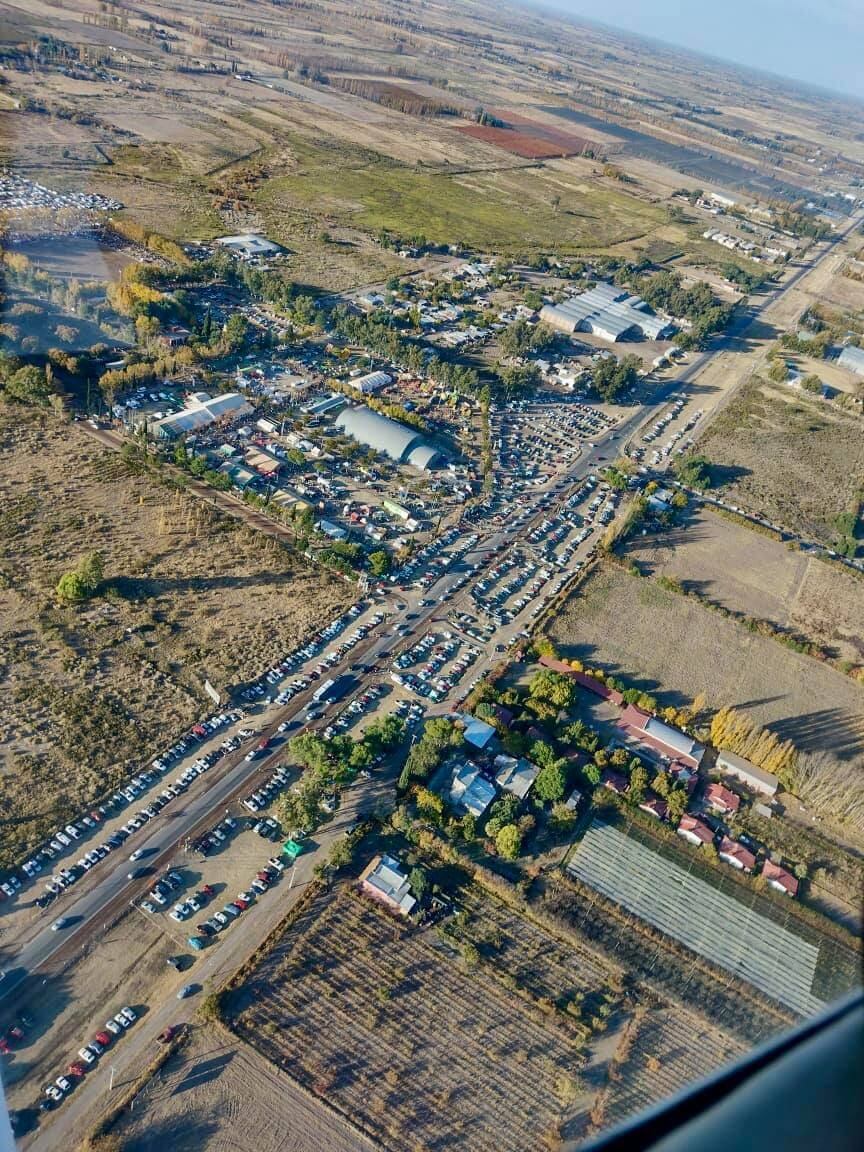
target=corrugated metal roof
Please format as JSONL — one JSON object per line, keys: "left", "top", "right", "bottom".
{"left": 837, "top": 345, "right": 864, "bottom": 376}
{"left": 335, "top": 405, "right": 441, "bottom": 469}
{"left": 540, "top": 282, "right": 671, "bottom": 341}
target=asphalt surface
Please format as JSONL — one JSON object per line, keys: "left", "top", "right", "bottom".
{"left": 8, "top": 219, "right": 859, "bottom": 1148}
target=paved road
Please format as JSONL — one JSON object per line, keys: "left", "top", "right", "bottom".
{"left": 10, "top": 215, "right": 858, "bottom": 1147}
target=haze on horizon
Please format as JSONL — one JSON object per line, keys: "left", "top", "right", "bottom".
{"left": 533, "top": 0, "right": 864, "bottom": 102}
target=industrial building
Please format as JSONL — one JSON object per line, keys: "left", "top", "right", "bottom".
{"left": 715, "top": 750, "right": 778, "bottom": 798}
{"left": 540, "top": 282, "right": 674, "bottom": 342}
{"left": 151, "top": 392, "right": 253, "bottom": 439}
{"left": 214, "top": 233, "right": 281, "bottom": 259}
{"left": 335, "top": 405, "right": 443, "bottom": 470}
{"left": 837, "top": 345, "right": 864, "bottom": 377}
{"left": 349, "top": 370, "right": 391, "bottom": 394}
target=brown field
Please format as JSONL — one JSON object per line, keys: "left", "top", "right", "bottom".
{"left": 546, "top": 563, "right": 864, "bottom": 769}
{"left": 0, "top": 407, "right": 351, "bottom": 866}
{"left": 115, "top": 1022, "right": 370, "bottom": 1152}
{"left": 698, "top": 376, "right": 864, "bottom": 547}
{"left": 230, "top": 882, "right": 590, "bottom": 1152}
{"left": 597, "top": 1008, "right": 746, "bottom": 1130}
{"left": 454, "top": 122, "right": 584, "bottom": 159}
{"left": 625, "top": 507, "right": 864, "bottom": 667}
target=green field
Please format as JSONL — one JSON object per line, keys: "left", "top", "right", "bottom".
{"left": 255, "top": 136, "right": 673, "bottom": 254}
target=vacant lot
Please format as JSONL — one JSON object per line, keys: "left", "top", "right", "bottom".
{"left": 547, "top": 563, "right": 864, "bottom": 768}
{"left": 454, "top": 123, "right": 581, "bottom": 158}
{"left": 626, "top": 508, "right": 864, "bottom": 667}
{"left": 698, "top": 376, "right": 864, "bottom": 547}
{"left": 230, "top": 883, "right": 588, "bottom": 1152}
{"left": 115, "top": 1022, "right": 369, "bottom": 1152}
{"left": 0, "top": 408, "right": 351, "bottom": 864}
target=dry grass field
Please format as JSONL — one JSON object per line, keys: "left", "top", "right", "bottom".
{"left": 231, "top": 883, "right": 590, "bottom": 1152}
{"left": 115, "top": 1023, "right": 370, "bottom": 1152}
{"left": 698, "top": 376, "right": 864, "bottom": 547}
{"left": 0, "top": 406, "right": 351, "bottom": 865}
{"left": 546, "top": 563, "right": 864, "bottom": 769}
{"left": 625, "top": 508, "right": 864, "bottom": 667}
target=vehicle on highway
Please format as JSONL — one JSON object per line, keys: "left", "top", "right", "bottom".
{"left": 51, "top": 917, "right": 72, "bottom": 931}
{"left": 176, "top": 984, "right": 198, "bottom": 999}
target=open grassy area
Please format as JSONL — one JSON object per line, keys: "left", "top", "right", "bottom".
{"left": 0, "top": 407, "right": 351, "bottom": 866}
{"left": 255, "top": 137, "right": 673, "bottom": 255}
{"left": 546, "top": 562, "right": 864, "bottom": 771}
{"left": 625, "top": 507, "right": 864, "bottom": 669}
{"left": 698, "top": 376, "right": 864, "bottom": 548}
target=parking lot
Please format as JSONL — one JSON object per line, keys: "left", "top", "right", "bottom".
{"left": 390, "top": 629, "right": 482, "bottom": 703}
{"left": 492, "top": 395, "right": 617, "bottom": 488}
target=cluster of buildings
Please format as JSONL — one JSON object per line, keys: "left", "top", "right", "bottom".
{"left": 151, "top": 391, "right": 253, "bottom": 438}
{"left": 702, "top": 229, "right": 789, "bottom": 264}
{"left": 540, "top": 282, "right": 674, "bottom": 343}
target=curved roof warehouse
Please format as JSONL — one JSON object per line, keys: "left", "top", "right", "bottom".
{"left": 335, "top": 405, "right": 443, "bottom": 471}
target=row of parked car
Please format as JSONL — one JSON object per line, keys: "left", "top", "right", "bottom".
{"left": 186, "top": 857, "right": 288, "bottom": 951}
{"left": 243, "top": 603, "right": 367, "bottom": 703}
{"left": 192, "top": 815, "right": 240, "bottom": 857}
{"left": 3, "top": 713, "right": 245, "bottom": 907}
{"left": 243, "top": 766, "right": 291, "bottom": 814}
{"left": 42, "top": 1007, "right": 137, "bottom": 1110}
{"left": 322, "top": 684, "right": 386, "bottom": 739}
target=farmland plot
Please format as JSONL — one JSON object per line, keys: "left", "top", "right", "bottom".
{"left": 232, "top": 886, "right": 587, "bottom": 1152}
{"left": 599, "top": 1008, "right": 746, "bottom": 1130}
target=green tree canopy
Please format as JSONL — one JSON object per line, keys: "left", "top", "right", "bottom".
{"left": 495, "top": 823, "right": 522, "bottom": 860}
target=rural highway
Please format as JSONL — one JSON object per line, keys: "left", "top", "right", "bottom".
{"left": 6, "top": 213, "right": 856, "bottom": 1147}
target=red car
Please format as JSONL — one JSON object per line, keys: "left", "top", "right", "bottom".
{"left": 67, "top": 1062, "right": 87, "bottom": 1078}
{"left": 157, "top": 1026, "right": 178, "bottom": 1044}
{"left": 94, "top": 1031, "right": 112, "bottom": 1047}
{"left": 200, "top": 884, "right": 214, "bottom": 899}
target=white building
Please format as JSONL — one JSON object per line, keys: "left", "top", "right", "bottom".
{"left": 540, "top": 282, "right": 673, "bottom": 342}
{"left": 493, "top": 755, "right": 540, "bottom": 800}
{"left": 151, "top": 392, "right": 253, "bottom": 438}
{"left": 215, "top": 233, "right": 281, "bottom": 259}
{"left": 349, "top": 371, "right": 391, "bottom": 394}
{"left": 449, "top": 763, "right": 496, "bottom": 818}
{"left": 360, "top": 854, "right": 417, "bottom": 916}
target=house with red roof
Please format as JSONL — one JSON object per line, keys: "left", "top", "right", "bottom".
{"left": 639, "top": 796, "right": 668, "bottom": 821}
{"left": 705, "top": 782, "right": 741, "bottom": 816}
{"left": 762, "top": 859, "right": 799, "bottom": 897}
{"left": 718, "top": 835, "right": 756, "bottom": 872}
{"left": 601, "top": 769, "right": 629, "bottom": 795}
{"left": 617, "top": 705, "right": 705, "bottom": 769}
{"left": 677, "top": 814, "right": 714, "bottom": 847}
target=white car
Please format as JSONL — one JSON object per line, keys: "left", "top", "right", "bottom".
{"left": 78, "top": 1047, "right": 97, "bottom": 1065}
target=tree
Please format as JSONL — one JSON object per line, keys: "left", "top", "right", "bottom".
{"left": 591, "top": 354, "right": 640, "bottom": 403}
{"left": 583, "top": 761, "right": 602, "bottom": 786}
{"left": 495, "top": 823, "right": 522, "bottom": 860}
{"left": 368, "top": 550, "right": 390, "bottom": 577}
{"left": 651, "top": 770, "right": 670, "bottom": 798}
{"left": 666, "top": 788, "right": 688, "bottom": 823}
{"left": 408, "top": 865, "right": 427, "bottom": 903}
{"left": 628, "top": 765, "right": 648, "bottom": 803}
{"left": 223, "top": 312, "right": 250, "bottom": 351}
{"left": 3, "top": 364, "right": 53, "bottom": 405}
{"left": 674, "top": 454, "right": 713, "bottom": 491}
{"left": 78, "top": 551, "right": 104, "bottom": 593}
{"left": 535, "top": 760, "right": 567, "bottom": 803}
{"left": 56, "top": 570, "right": 88, "bottom": 602}
{"left": 528, "top": 668, "right": 575, "bottom": 709}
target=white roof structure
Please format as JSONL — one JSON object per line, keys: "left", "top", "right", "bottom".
{"left": 540, "top": 282, "right": 673, "bottom": 342}
{"left": 349, "top": 371, "right": 391, "bottom": 393}
{"left": 151, "top": 392, "right": 253, "bottom": 438}
{"left": 716, "top": 749, "right": 778, "bottom": 797}
{"left": 360, "top": 854, "right": 416, "bottom": 916}
{"left": 335, "top": 405, "right": 443, "bottom": 471}
{"left": 837, "top": 345, "right": 864, "bottom": 376}
{"left": 215, "top": 233, "right": 281, "bottom": 257}
{"left": 494, "top": 754, "right": 540, "bottom": 799}
{"left": 450, "top": 763, "right": 496, "bottom": 818}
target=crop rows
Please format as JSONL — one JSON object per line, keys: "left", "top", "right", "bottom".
{"left": 568, "top": 823, "right": 824, "bottom": 1017}
{"left": 235, "top": 887, "right": 585, "bottom": 1152}
{"left": 602, "top": 1007, "right": 746, "bottom": 1128}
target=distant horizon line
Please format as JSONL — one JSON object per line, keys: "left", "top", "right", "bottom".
{"left": 519, "top": 0, "right": 864, "bottom": 108}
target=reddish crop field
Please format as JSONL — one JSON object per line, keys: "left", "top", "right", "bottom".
{"left": 454, "top": 123, "right": 587, "bottom": 158}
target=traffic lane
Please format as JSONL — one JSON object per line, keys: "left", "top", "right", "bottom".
{"left": 26, "top": 751, "right": 405, "bottom": 1152}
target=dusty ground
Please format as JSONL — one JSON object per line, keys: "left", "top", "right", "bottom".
{"left": 230, "top": 881, "right": 590, "bottom": 1152}
{"left": 625, "top": 507, "right": 864, "bottom": 667}
{"left": 698, "top": 375, "right": 864, "bottom": 547}
{"left": 547, "top": 563, "right": 864, "bottom": 769}
{"left": 1, "top": 818, "right": 296, "bottom": 1117}
{"left": 115, "top": 1023, "right": 370, "bottom": 1152}
{"left": 0, "top": 407, "right": 351, "bottom": 866}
